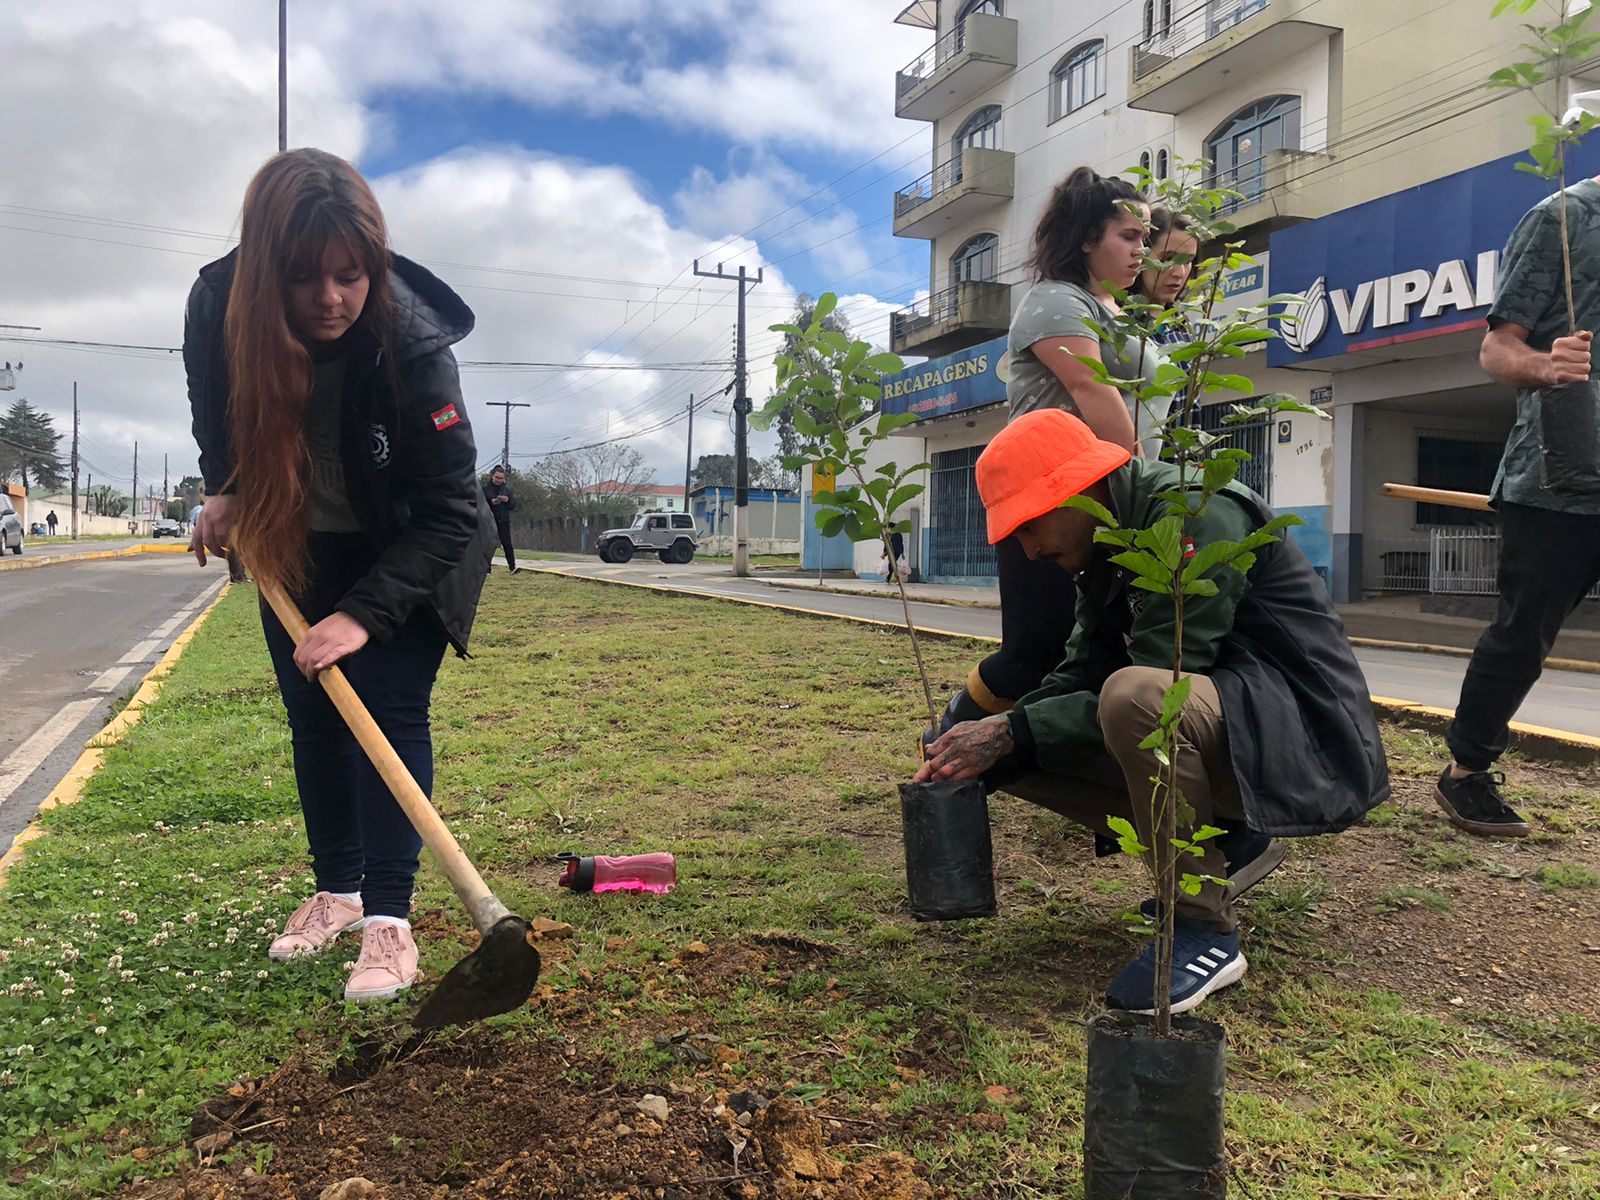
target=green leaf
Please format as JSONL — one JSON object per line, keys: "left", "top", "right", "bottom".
{"left": 885, "top": 484, "right": 924, "bottom": 514}
{"left": 1109, "top": 549, "right": 1174, "bottom": 590}
{"left": 1159, "top": 676, "right": 1193, "bottom": 730}
{"left": 865, "top": 352, "right": 905, "bottom": 375}
{"left": 1105, "top": 816, "right": 1148, "bottom": 856}
{"left": 1060, "top": 494, "right": 1118, "bottom": 527}
{"left": 877, "top": 411, "right": 921, "bottom": 434}
{"left": 812, "top": 292, "right": 839, "bottom": 325}
{"left": 818, "top": 511, "right": 848, "bottom": 538}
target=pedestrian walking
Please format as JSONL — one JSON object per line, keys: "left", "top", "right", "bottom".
{"left": 186, "top": 148, "right": 495, "bottom": 1002}
{"left": 45, "top": 509, "right": 57, "bottom": 537}
{"left": 483, "top": 465, "right": 517, "bottom": 573}
{"left": 918, "top": 410, "right": 1388, "bottom": 1013}
{"left": 1435, "top": 174, "right": 1600, "bottom": 837}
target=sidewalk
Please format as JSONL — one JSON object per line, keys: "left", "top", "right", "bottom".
{"left": 763, "top": 574, "right": 1600, "bottom": 669}
{"left": 0, "top": 539, "right": 188, "bottom": 572}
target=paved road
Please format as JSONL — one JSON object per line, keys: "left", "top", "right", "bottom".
{"left": 530, "top": 559, "right": 1600, "bottom": 739}
{"left": 0, "top": 556, "right": 226, "bottom": 854}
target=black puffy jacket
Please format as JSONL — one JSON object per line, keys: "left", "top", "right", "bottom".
{"left": 185, "top": 250, "right": 495, "bottom": 656}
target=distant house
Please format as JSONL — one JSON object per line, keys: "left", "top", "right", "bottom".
{"left": 578, "top": 481, "right": 687, "bottom": 513}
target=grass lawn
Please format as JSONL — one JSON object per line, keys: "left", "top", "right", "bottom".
{"left": 1, "top": 576, "right": 1596, "bottom": 1198}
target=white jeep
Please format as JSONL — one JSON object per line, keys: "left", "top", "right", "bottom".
{"left": 598, "top": 511, "right": 698, "bottom": 564}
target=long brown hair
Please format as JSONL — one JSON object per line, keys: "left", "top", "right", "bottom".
{"left": 224, "top": 148, "right": 392, "bottom": 595}
{"left": 1025, "top": 166, "right": 1145, "bottom": 286}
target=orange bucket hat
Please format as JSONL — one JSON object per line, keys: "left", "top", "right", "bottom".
{"left": 976, "top": 409, "right": 1131, "bottom": 544}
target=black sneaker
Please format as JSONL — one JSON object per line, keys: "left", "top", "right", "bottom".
{"left": 1434, "top": 767, "right": 1530, "bottom": 838}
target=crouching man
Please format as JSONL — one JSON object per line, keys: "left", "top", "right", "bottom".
{"left": 917, "top": 410, "right": 1389, "bottom": 1014}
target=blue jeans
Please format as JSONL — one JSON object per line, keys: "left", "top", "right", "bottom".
{"left": 261, "top": 534, "right": 448, "bottom": 918}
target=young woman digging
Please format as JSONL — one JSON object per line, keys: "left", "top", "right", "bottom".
{"left": 186, "top": 148, "right": 495, "bottom": 1002}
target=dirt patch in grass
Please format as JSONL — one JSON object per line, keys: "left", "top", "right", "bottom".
{"left": 119, "top": 1029, "right": 937, "bottom": 1200}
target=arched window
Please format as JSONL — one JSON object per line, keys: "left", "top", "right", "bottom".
{"left": 1143, "top": 0, "right": 1174, "bottom": 40}
{"left": 1156, "top": 147, "right": 1170, "bottom": 180}
{"left": 950, "top": 233, "right": 1000, "bottom": 285}
{"left": 1050, "top": 41, "right": 1105, "bottom": 122}
{"left": 1140, "top": 149, "right": 1153, "bottom": 175}
{"left": 950, "top": 104, "right": 1002, "bottom": 181}
{"left": 1206, "top": 95, "right": 1301, "bottom": 203}
{"left": 953, "top": 104, "right": 1002, "bottom": 152}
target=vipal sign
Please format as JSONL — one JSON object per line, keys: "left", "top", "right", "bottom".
{"left": 1277, "top": 252, "right": 1500, "bottom": 355}
{"left": 1267, "top": 139, "right": 1600, "bottom": 367}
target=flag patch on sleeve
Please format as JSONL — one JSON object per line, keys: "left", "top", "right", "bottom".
{"left": 431, "top": 403, "right": 461, "bottom": 431}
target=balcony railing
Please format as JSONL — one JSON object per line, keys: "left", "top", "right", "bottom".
{"left": 895, "top": 157, "right": 964, "bottom": 219}
{"left": 1134, "top": 0, "right": 1270, "bottom": 80}
{"left": 889, "top": 279, "right": 1011, "bottom": 356}
{"left": 897, "top": 19, "right": 969, "bottom": 97}
{"left": 891, "top": 282, "right": 970, "bottom": 343}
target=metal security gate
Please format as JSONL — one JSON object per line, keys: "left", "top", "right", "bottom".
{"left": 928, "top": 445, "right": 997, "bottom": 579}
{"left": 1192, "top": 403, "right": 1272, "bottom": 500}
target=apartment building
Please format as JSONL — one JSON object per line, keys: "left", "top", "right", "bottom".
{"left": 848, "top": 0, "right": 1576, "bottom": 601}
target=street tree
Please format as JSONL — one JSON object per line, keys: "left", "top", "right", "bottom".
{"left": 0, "top": 398, "right": 66, "bottom": 491}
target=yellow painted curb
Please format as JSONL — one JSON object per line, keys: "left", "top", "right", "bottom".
{"left": 0, "top": 582, "right": 233, "bottom": 890}
{"left": 0, "top": 542, "right": 191, "bottom": 573}
{"left": 529, "top": 568, "right": 1600, "bottom": 761}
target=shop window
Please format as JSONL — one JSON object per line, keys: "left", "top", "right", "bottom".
{"left": 1415, "top": 434, "right": 1501, "bottom": 526}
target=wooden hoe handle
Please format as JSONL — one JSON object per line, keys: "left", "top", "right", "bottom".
{"left": 1380, "top": 483, "right": 1494, "bottom": 512}
{"left": 258, "top": 580, "right": 510, "bottom": 936}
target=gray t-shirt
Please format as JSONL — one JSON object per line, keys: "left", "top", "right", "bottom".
{"left": 1007, "top": 281, "right": 1172, "bottom": 457}
{"left": 1488, "top": 178, "right": 1600, "bottom": 515}
{"left": 305, "top": 356, "right": 362, "bottom": 533}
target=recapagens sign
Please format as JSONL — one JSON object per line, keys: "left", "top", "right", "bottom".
{"left": 879, "top": 334, "right": 1008, "bottom": 421}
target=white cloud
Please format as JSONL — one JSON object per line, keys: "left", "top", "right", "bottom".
{"left": 1, "top": 3, "right": 928, "bottom": 493}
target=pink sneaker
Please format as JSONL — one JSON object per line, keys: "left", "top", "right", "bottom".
{"left": 268, "top": 892, "right": 365, "bottom": 962}
{"left": 345, "top": 920, "right": 419, "bottom": 1002}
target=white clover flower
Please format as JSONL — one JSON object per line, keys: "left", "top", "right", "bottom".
{"left": 0, "top": 1069, "right": 14, "bottom": 1087}
{"left": 54, "top": 970, "right": 73, "bottom": 984}
{"left": 120, "top": 971, "right": 135, "bottom": 983}
{"left": 256, "top": 970, "right": 268, "bottom": 979}
{"left": 107, "top": 955, "right": 123, "bottom": 971}
{"left": 217, "top": 971, "right": 232, "bottom": 981}
{"left": 118, "top": 911, "right": 138, "bottom": 926}
{"left": 185, "top": 983, "right": 197, "bottom": 992}
{"left": 173, "top": 970, "right": 185, "bottom": 979}
{"left": 11, "top": 1044, "right": 34, "bottom": 1056}
{"left": 94, "top": 1026, "right": 107, "bottom": 1035}
{"left": 182, "top": 913, "right": 198, "bottom": 926}
{"left": 60, "top": 988, "right": 75, "bottom": 998}
{"left": 38, "top": 1017, "right": 54, "bottom": 1027}
{"left": 91, "top": 889, "right": 105, "bottom": 898}
{"left": 133, "top": 833, "right": 148, "bottom": 840}
{"left": 200, "top": 986, "right": 212, "bottom": 994}
{"left": 60, "top": 946, "right": 79, "bottom": 963}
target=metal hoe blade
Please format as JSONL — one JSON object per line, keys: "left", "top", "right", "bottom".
{"left": 414, "top": 915, "right": 542, "bottom": 1030}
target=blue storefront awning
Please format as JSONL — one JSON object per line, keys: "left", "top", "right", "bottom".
{"left": 880, "top": 334, "right": 1008, "bottom": 422}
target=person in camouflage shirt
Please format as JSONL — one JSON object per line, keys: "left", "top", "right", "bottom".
{"left": 1436, "top": 177, "right": 1600, "bottom": 838}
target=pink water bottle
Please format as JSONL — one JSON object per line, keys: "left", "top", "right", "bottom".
{"left": 557, "top": 852, "right": 677, "bottom": 895}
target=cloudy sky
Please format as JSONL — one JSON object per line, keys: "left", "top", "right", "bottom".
{"left": 1, "top": 1, "right": 935, "bottom": 497}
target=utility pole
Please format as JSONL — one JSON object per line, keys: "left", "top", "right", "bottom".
{"left": 691, "top": 260, "right": 763, "bottom": 576}
{"left": 86, "top": 473, "right": 92, "bottom": 516}
{"left": 682, "top": 393, "right": 694, "bottom": 517}
{"left": 163, "top": 453, "right": 169, "bottom": 521}
{"left": 483, "top": 400, "right": 530, "bottom": 469}
{"left": 70, "top": 383, "right": 80, "bottom": 539}
{"left": 278, "top": 0, "right": 288, "bottom": 152}
{"left": 131, "top": 441, "right": 138, "bottom": 535}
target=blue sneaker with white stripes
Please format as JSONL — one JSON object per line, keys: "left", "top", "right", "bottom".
{"left": 1104, "top": 919, "right": 1247, "bottom": 1015}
